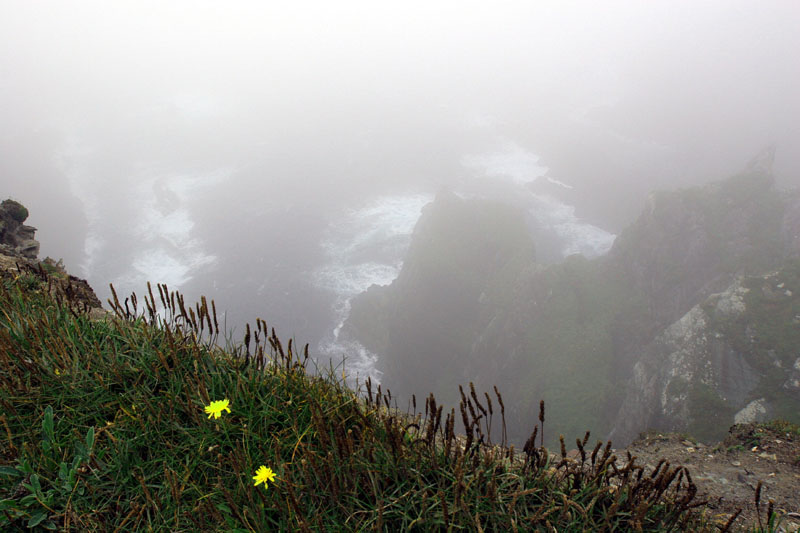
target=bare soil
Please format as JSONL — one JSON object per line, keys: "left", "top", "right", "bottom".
{"left": 624, "top": 423, "right": 800, "bottom": 531}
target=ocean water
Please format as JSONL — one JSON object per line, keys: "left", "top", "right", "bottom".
{"left": 61, "top": 152, "right": 228, "bottom": 300}
{"left": 461, "top": 141, "right": 550, "bottom": 186}
{"left": 120, "top": 176, "right": 218, "bottom": 289}
{"left": 65, "top": 137, "right": 614, "bottom": 387}
{"left": 314, "top": 194, "right": 432, "bottom": 386}
{"left": 527, "top": 193, "right": 616, "bottom": 258}
{"left": 314, "top": 144, "right": 616, "bottom": 385}
{"left": 462, "top": 141, "right": 616, "bottom": 259}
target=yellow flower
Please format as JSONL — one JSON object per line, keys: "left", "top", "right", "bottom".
{"left": 253, "top": 465, "right": 276, "bottom": 488}
{"left": 204, "top": 399, "right": 231, "bottom": 419}
{"left": 54, "top": 369, "right": 61, "bottom": 376}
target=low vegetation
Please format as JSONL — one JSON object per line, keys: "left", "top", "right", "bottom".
{"left": 0, "top": 267, "right": 780, "bottom": 531}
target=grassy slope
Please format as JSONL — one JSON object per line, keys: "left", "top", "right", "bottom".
{"left": 0, "top": 272, "right": 769, "bottom": 531}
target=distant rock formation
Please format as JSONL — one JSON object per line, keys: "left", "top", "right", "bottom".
{"left": 343, "top": 191, "right": 538, "bottom": 406}
{"left": 0, "top": 199, "right": 40, "bottom": 259}
{"left": 344, "top": 150, "right": 800, "bottom": 447}
{"left": 0, "top": 197, "right": 104, "bottom": 316}
{"left": 611, "top": 271, "right": 800, "bottom": 444}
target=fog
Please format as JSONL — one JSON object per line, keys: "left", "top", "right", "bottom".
{"left": 2, "top": 1, "right": 800, "bottom": 383}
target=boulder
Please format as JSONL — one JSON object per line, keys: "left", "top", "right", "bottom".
{"left": 0, "top": 199, "right": 40, "bottom": 259}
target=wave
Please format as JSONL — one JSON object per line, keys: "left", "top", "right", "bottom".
{"left": 314, "top": 194, "right": 432, "bottom": 385}
{"left": 527, "top": 193, "right": 616, "bottom": 258}
{"left": 462, "top": 141, "right": 615, "bottom": 258}
{"left": 60, "top": 144, "right": 229, "bottom": 300}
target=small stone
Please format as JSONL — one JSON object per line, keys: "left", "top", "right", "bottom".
{"left": 686, "top": 447, "right": 695, "bottom": 453}
{"left": 732, "top": 461, "right": 742, "bottom": 467}
{"left": 751, "top": 446, "right": 759, "bottom": 452}
{"left": 758, "top": 452, "right": 777, "bottom": 460}
{"left": 566, "top": 449, "right": 580, "bottom": 459}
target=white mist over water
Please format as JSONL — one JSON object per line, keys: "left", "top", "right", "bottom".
{"left": 314, "top": 194, "right": 433, "bottom": 385}
{"left": 462, "top": 141, "right": 550, "bottom": 186}
{"left": 314, "top": 143, "right": 616, "bottom": 385}
{"left": 59, "top": 137, "right": 229, "bottom": 299}
{"left": 314, "top": 194, "right": 433, "bottom": 296}
{"left": 62, "top": 133, "right": 613, "bottom": 387}
{"left": 463, "top": 142, "right": 616, "bottom": 258}
{"left": 527, "top": 194, "right": 616, "bottom": 258}
{"left": 121, "top": 175, "right": 222, "bottom": 289}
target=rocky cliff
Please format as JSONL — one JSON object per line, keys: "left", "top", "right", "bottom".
{"left": 607, "top": 147, "right": 784, "bottom": 339}
{"left": 344, "top": 149, "right": 800, "bottom": 447}
{"left": 343, "top": 191, "right": 537, "bottom": 407}
{"left": 612, "top": 262, "right": 800, "bottom": 444}
{"left": 0, "top": 198, "right": 103, "bottom": 314}
{"left": 0, "top": 199, "right": 40, "bottom": 259}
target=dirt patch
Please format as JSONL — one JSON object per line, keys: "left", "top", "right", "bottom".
{"left": 625, "top": 423, "right": 800, "bottom": 531}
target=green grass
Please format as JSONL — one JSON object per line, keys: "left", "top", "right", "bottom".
{"left": 0, "top": 271, "right": 776, "bottom": 531}
{"left": 764, "top": 419, "right": 800, "bottom": 436}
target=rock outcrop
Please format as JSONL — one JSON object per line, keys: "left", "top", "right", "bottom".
{"left": 607, "top": 148, "right": 783, "bottom": 337}
{"left": 0, "top": 198, "right": 104, "bottom": 315}
{"left": 344, "top": 150, "right": 800, "bottom": 447}
{"left": 343, "top": 191, "right": 537, "bottom": 409}
{"left": 0, "top": 199, "right": 40, "bottom": 259}
{"left": 613, "top": 261, "right": 800, "bottom": 443}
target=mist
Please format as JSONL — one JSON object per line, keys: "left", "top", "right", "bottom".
{"left": 3, "top": 1, "right": 800, "bottom": 388}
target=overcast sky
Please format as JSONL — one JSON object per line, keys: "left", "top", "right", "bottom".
{"left": 2, "top": 1, "right": 800, "bottom": 260}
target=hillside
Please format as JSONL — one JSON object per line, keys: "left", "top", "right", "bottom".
{"left": 1, "top": 198, "right": 794, "bottom": 531}
{"left": 343, "top": 149, "right": 800, "bottom": 450}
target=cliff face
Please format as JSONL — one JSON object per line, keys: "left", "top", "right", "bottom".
{"left": 608, "top": 150, "right": 800, "bottom": 443}
{"left": 343, "top": 191, "right": 537, "bottom": 406}
{"left": 0, "top": 199, "right": 40, "bottom": 259}
{"left": 612, "top": 267, "right": 800, "bottom": 444}
{"left": 344, "top": 150, "right": 800, "bottom": 446}
{"left": 345, "top": 191, "right": 633, "bottom": 444}
{"left": 599, "top": 152, "right": 789, "bottom": 415}
{"left": 607, "top": 154, "right": 783, "bottom": 333}
{"left": 0, "top": 198, "right": 103, "bottom": 314}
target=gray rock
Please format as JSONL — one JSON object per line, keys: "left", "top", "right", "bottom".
{"left": 734, "top": 398, "right": 769, "bottom": 424}
{"left": 783, "top": 358, "right": 800, "bottom": 395}
{"left": 0, "top": 198, "right": 40, "bottom": 259}
{"left": 613, "top": 278, "right": 763, "bottom": 444}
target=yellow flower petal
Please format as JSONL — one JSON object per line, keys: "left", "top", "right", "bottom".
{"left": 253, "top": 465, "right": 276, "bottom": 488}
{"left": 204, "top": 399, "right": 231, "bottom": 419}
